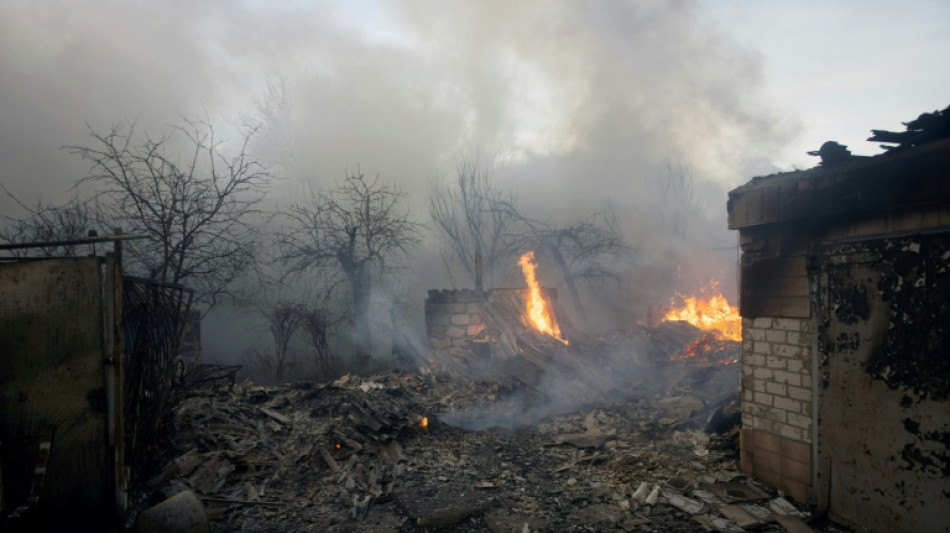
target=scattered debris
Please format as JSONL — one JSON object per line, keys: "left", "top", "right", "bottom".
{"left": 132, "top": 346, "right": 852, "bottom": 533}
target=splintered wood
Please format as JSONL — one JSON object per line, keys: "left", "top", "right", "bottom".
{"left": 143, "top": 354, "right": 846, "bottom": 532}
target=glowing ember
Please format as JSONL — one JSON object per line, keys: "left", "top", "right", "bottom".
{"left": 518, "top": 251, "right": 569, "bottom": 345}
{"left": 670, "top": 331, "right": 739, "bottom": 365}
{"left": 419, "top": 416, "right": 429, "bottom": 430}
{"left": 662, "top": 279, "right": 740, "bottom": 341}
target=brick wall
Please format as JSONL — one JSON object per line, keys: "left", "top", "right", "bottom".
{"left": 740, "top": 316, "right": 814, "bottom": 503}
{"left": 424, "top": 290, "right": 488, "bottom": 356}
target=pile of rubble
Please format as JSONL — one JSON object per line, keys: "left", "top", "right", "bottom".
{"left": 136, "top": 334, "right": 851, "bottom": 532}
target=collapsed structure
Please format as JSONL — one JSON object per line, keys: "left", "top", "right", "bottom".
{"left": 728, "top": 135, "right": 950, "bottom": 531}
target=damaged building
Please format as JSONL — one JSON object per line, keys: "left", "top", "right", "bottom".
{"left": 729, "top": 129, "right": 950, "bottom": 531}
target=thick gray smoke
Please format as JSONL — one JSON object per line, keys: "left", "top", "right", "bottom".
{"left": 0, "top": 1, "right": 794, "bottom": 360}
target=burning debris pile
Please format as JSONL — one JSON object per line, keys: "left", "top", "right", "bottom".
{"left": 136, "top": 283, "right": 849, "bottom": 533}
{"left": 135, "top": 257, "right": 844, "bottom": 531}
{"left": 142, "top": 363, "right": 847, "bottom": 532}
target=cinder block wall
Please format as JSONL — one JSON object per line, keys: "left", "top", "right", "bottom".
{"left": 424, "top": 290, "right": 488, "bottom": 357}
{"left": 740, "top": 316, "right": 813, "bottom": 503}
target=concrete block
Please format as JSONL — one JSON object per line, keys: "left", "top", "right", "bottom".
{"left": 763, "top": 408, "right": 787, "bottom": 424}
{"left": 776, "top": 424, "right": 803, "bottom": 441}
{"left": 753, "top": 341, "right": 772, "bottom": 355}
{"left": 450, "top": 314, "right": 470, "bottom": 326}
{"left": 766, "top": 356, "right": 786, "bottom": 369}
{"left": 748, "top": 354, "right": 767, "bottom": 366}
{"left": 786, "top": 332, "right": 801, "bottom": 345}
{"left": 747, "top": 328, "right": 766, "bottom": 341}
{"left": 780, "top": 297, "right": 810, "bottom": 318}
{"left": 773, "top": 344, "right": 802, "bottom": 358}
{"left": 753, "top": 392, "right": 774, "bottom": 406}
{"left": 781, "top": 438, "right": 811, "bottom": 464}
{"left": 755, "top": 430, "right": 781, "bottom": 454}
{"left": 782, "top": 479, "right": 809, "bottom": 505}
{"left": 788, "top": 386, "right": 811, "bottom": 401}
{"left": 766, "top": 329, "right": 788, "bottom": 343}
{"left": 766, "top": 382, "right": 787, "bottom": 396}
{"left": 774, "top": 396, "right": 801, "bottom": 413}
{"left": 752, "top": 317, "right": 773, "bottom": 328}
{"left": 787, "top": 412, "right": 811, "bottom": 429}
{"left": 772, "top": 318, "right": 802, "bottom": 332}
{"left": 755, "top": 448, "right": 781, "bottom": 474}
{"left": 786, "top": 359, "right": 804, "bottom": 373}
{"left": 780, "top": 276, "right": 810, "bottom": 298}
{"left": 774, "top": 370, "right": 803, "bottom": 387}
{"left": 753, "top": 368, "right": 774, "bottom": 380}
{"left": 740, "top": 449, "right": 755, "bottom": 476}
{"left": 755, "top": 465, "right": 781, "bottom": 489}
{"left": 466, "top": 325, "right": 485, "bottom": 337}
{"left": 745, "top": 414, "right": 762, "bottom": 431}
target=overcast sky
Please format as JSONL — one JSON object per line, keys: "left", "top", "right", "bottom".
{"left": 2, "top": 0, "right": 946, "bottom": 207}
{"left": 1, "top": 1, "right": 947, "bottom": 301}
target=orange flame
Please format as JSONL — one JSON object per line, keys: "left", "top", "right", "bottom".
{"left": 419, "top": 416, "right": 429, "bottom": 430}
{"left": 662, "top": 279, "right": 740, "bottom": 341}
{"left": 518, "top": 251, "right": 569, "bottom": 345}
{"left": 670, "top": 331, "right": 738, "bottom": 365}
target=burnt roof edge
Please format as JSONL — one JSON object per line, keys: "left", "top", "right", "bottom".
{"left": 727, "top": 138, "right": 950, "bottom": 230}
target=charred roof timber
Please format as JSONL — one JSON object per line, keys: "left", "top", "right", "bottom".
{"left": 869, "top": 104, "right": 950, "bottom": 152}
{"left": 728, "top": 137, "right": 950, "bottom": 231}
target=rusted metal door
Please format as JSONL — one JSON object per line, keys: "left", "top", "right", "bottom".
{"left": 816, "top": 235, "right": 950, "bottom": 533}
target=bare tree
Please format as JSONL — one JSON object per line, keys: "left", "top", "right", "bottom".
{"left": 278, "top": 171, "right": 422, "bottom": 366}
{"left": 67, "top": 117, "right": 271, "bottom": 310}
{"left": 249, "top": 76, "right": 299, "bottom": 179}
{"left": 429, "top": 153, "right": 523, "bottom": 289}
{"left": 263, "top": 301, "right": 305, "bottom": 381}
{"left": 0, "top": 188, "right": 96, "bottom": 257}
{"left": 299, "top": 306, "right": 340, "bottom": 379}
{"left": 651, "top": 161, "right": 704, "bottom": 238}
{"left": 520, "top": 207, "right": 631, "bottom": 321}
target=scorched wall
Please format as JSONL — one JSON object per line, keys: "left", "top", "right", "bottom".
{"left": 728, "top": 138, "right": 950, "bottom": 532}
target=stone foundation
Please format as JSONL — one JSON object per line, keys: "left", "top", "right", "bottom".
{"left": 424, "top": 288, "right": 558, "bottom": 361}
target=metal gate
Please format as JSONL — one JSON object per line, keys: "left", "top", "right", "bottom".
{"left": 122, "top": 276, "right": 193, "bottom": 493}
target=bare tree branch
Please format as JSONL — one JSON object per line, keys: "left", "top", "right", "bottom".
{"left": 278, "top": 170, "right": 422, "bottom": 365}
{"left": 509, "top": 204, "right": 632, "bottom": 322}
{"left": 66, "top": 117, "right": 272, "bottom": 311}
{"left": 429, "top": 152, "right": 524, "bottom": 289}
{"left": 0, "top": 186, "right": 97, "bottom": 257}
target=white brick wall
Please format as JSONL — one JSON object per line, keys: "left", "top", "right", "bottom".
{"left": 741, "top": 317, "right": 814, "bottom": 443}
